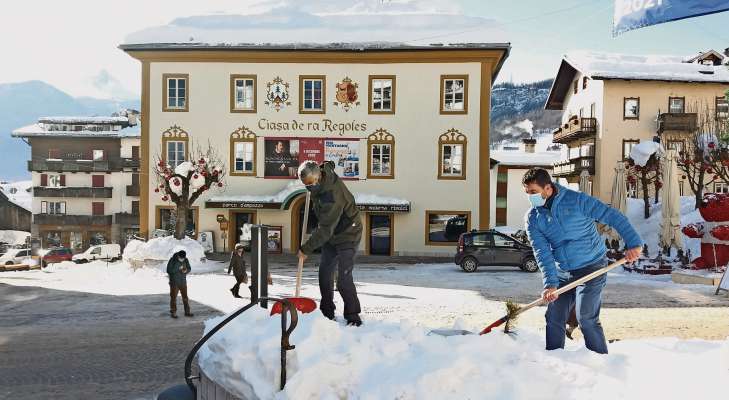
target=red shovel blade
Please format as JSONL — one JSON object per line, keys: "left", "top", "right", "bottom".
{"left": 270, "top": 297, "right": 318, "bottom": 315}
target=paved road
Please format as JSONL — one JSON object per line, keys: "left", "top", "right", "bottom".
{"left": 0, "top": 283, "right": 217, "bottom": 400}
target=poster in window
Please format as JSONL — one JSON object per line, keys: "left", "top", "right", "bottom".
{"left": 266, "top": 226, "right": 283, "bottom": 254}
{"left": 324, "top": 139, "right": 360, "bottom": 179}
{"left": 427, "top": 212, "right": 469, "bottom": 243}
{"left": 264, "top": 139, "right": 299, "bottom": 178}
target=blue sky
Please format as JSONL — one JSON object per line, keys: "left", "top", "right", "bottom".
{"left": 0, "top": 0, "right": 727, "bottom": 97}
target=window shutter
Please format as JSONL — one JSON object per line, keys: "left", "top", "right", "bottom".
{"left": 132, "top": 146, "right": 140, "bottom": 160}
{"left": 92, "top": 202, "right": 104, "bottom": 216}
{"left": 40, "top": 174, "right": 48, "bottom": 187}
{"left": 92, "top": 175, "right": 104, "bottom": 188}
{"left": 60, "top": 202, "right": 66, "bottom": 214}
{"left": 41, "top": 201, "right": 47, "bottom": 213}
{"left": 60, "top": 175, "right": 66, "bottom": 187}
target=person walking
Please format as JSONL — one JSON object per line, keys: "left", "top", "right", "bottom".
{"left": 166, "top": 250, "right": 193, "bottom": 318}
{"left": 228, "top": 243, "right": 247, "bottom": 298}
{"left": 522, "top": 168, "right": 642, "bottom": 354}
{"left": 296, "top": 160, "right": 363, "bottom": 326}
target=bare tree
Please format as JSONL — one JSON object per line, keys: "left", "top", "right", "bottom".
{"left": 625, "top": 154, "right": 660, "bottom": 219}
{"left": 153, "top": 141, "right": 226, "bottom": 239}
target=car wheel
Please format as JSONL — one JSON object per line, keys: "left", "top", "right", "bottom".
{"left": 460, "top": 257, "right": 478, "bottom": 273}
{"left": 5, "top": 261, "right": 13, "bottom": 266}
{"left": 523, "top": 258, "right": 539, "bottom": 273}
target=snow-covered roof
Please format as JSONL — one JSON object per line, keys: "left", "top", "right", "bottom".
{"left": 0, "top": 181, "right": 32, "bottom": 211}
{"left": 38, "top": 116, "right": 130, "bottom": 124}
{"left": 684, "top": 50, "right": 726, "bottom": 64}
{"left": 12, "top": 123, "right": 142, "bottom": 138}
{"left": 490, "top": 150, "right": 561, "bottom": 167}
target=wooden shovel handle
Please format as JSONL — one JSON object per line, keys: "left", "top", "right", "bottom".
{"left": 295, "top": 191, "right": 311, "bottom": 297}
{"left": 515, "top": 258, "right": 627, "bottom": 316}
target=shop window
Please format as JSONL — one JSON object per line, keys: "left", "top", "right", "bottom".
{"left": 622, "top": 139, "right": 639, "bottom": 160}
{"left": 163, "top": 73, "right": 189, "bottom": 112}
{"left": 230, "top": 126, "right": 256, "bottom": 176}
{"left": 299, "top": 75, "right": 325, "bottom": 114}
{"left": 668, "top": 97, "right": 685, "bottom": 113}
{"left": 44, "top": 231, "right": 62, "bottom": 248}
{"left": 425, "top": 210, "right": 471, "bottom": 245}
{"left": 158, "top": 207, "right": 197, "bottom": 237}
{"left": 89, "top": 232, "right": 108, "bottom": 246}
{"left": 70, "top": 232, "right": 83, "bottom": 252}
{"left": 438, "top": 129, "right": 467, "bottom": 180}
{"left": 367, "top": 128, "right": 395, "bottom": 179}
{"left": 369, "top": 75, "right": 396, "bottom": 114}
{"left": 440, "top": 75, "right": 468, "bottom": 114}
{"left": 230, "top": 74, "right": 256, "bottom": 112}
{"left": 624, "top": 97, "right": 640, "bottom": 120}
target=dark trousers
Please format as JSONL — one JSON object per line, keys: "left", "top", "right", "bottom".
{"left": 319, "top": 242, "right": 361, "bottom": 321}
{"left": 231, "top": 274, "right": 248, "bottom": 297}
{"left": 169, "top": 284, "right": 190, "bottom": 315}
{"left": 545, "top": 259, "right": 608, "bottom": 354}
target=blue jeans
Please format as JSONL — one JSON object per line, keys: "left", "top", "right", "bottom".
{"left": 545, "top": 259, "right": 608, "bottom": 354}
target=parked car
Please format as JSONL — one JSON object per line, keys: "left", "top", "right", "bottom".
{"left": 41, "top": 247, "right": 73, "bottom": 267}
{"left": 0, "top": 248, "right": 32, "bottom": 266}
{"left": 72, "top": 244, "right": 121, "bottom": 263}
{"left": 455, "top": 229, "right": 538, "bottom": 273}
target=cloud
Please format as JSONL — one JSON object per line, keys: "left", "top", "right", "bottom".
{"left": 90, "top": 69, "right": 137, "bottom": 100}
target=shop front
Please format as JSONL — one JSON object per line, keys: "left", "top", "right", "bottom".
{"left": 37, "top": 224, "right": 112, "bottom": 252}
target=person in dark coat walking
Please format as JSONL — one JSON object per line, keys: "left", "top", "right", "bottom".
{"left": 227, "top": 243, "right": 273, "bottom": 299}
{"left": 166, "top": 250, "right": 193, "bottom": 318}
{"left": 297, "top": 160, "right": 363, "bottom": 326}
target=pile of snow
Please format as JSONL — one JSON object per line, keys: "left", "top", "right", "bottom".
{"left": 0, "top": 230, "right": 30, "bottom": 246}
{"left": 628, "top": 140, "right": 661, "bottom": 167}
{"left": 626, "top": 196, "right": 702, "bottom": 258}
{"left": 123, "top": 236, "right": 207, "bottom": 265}
{"left": 200, "top": 308, "right": 729, "bottom": 400}
{"left": 566, "top": 51, "right": 729, "bottom": 83}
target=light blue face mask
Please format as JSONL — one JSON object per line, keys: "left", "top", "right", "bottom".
{"left": 528, "top": 193, "right": 546, "bottom": 208}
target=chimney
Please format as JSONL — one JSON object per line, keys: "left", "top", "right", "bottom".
{"left": 522, "top": 138, "right": 537, "bottom": 154}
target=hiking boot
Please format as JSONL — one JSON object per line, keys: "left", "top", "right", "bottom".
{"left": 321, "top": 310, "right": 335, "bottom": 321}
{"left": 184, "top": 312, "right": 194, "bottom": 317}
{"left": 170, "top": 312, "right": 178, "bottom": 319}
{"left": 230, "top": 288, "right": 242, "bottom": 298}
{"left": 566, "top": 324, "right": 578, "bottom": 340}
{"left": 346, "top": 318, "right": 362, "bottom": 327}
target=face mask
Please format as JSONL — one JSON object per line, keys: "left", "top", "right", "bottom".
{"left": 528, "top": 193, "right": 546, "bottom": 208}
{"left": 178, "top": 256, "right": 185, "bottom": 262}
{"left": 306, "top": 183, "right": 320, "bottom": 192}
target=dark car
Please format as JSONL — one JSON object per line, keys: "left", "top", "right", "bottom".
{"left": 455, "top": 229, "right": 538, "bottom": 273}
{"left": 42, "top": 247, "right": 73, "bottom": 267}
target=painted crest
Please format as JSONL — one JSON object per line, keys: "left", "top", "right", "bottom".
{"left": 264, "top": 76, "right": 291, "bottom": 112}
{"left": 333, "top": 77, "right": 359, "bottom": 112}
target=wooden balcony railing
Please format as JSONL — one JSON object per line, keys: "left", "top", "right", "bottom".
{"left": 552, "top": 156, "right": 595, "bottom": 177}
{"left": 33, "top": 214, "right": 113, "bottom": 226}
{"left": 658, "top": 113, "right": 697, "bottom": 133}
{"left": 552, "top": 117, "right": 597, "bottom": 144}
{"left": 33, "top": 187, "right": 113, "bottom": 198}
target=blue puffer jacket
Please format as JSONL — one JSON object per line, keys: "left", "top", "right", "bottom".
{"left": 525, "top": 184, "right": 642, "bottom": 289}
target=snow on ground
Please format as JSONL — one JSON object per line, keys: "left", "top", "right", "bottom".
{"left": 625, "top": 196, "right": 702, "bottom": 258}
{"left": 0, "top": 230, "right": 30, "bottom": 246}
{"left": 200, "top": 308, "right": 729, "bottom": 400}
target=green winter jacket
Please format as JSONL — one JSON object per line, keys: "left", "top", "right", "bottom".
{"left": 301, "top": 161, "right": 362, "bottom": 254}
{"left": 166, "top": 256, "right": 191, "bottom": 287}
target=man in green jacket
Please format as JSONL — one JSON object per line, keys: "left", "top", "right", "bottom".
{"left": 297, "top": 160, "right": 363, "bottom": 326}
{"left": 166, "top": 250, "right": 193, "bottom": 318}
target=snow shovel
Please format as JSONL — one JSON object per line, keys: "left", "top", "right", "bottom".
{"left": 271, "top": 191, "right": 318, "bottom": 315}
{"left": 431, "top": 258, "right": 628, "bottom": 337}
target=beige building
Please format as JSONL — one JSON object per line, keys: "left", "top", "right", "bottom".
{"left": 120, "top": 43, "right": 510, "bottom": 256}
{"left": 12, "top": 114, "right": 141, "bottom": 250}
{"left": 545, "top": 50, "right": 729, "bottom": 202}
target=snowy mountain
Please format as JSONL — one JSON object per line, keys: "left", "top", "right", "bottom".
{"left": 0, "top": 81, "right": 140, "bottom": 180}
{"left": 491, "top": 79, "right": 561, "bottom": 144}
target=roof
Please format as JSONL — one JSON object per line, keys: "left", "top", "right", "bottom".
{"left": 39, "top": 116, "right": 130, "bottom": 124}
{"left": 490, "top": 150, "right": 561, "bottom": 167}
{"left": 685, "top": 50, "right": 725, "bottom": 64}
{"left": 546, "top": 51, "right": 729, "bottom": 110}
{"left": 12, "top": 123, "right": 141, "bottom": 139}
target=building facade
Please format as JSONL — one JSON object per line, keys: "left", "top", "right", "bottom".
{"left": 12, "top": 114, "right": 141, "bottom": 251}
{"left": 120, "top": 43, "right": 510, "bottom": 256}
{"left": 0, "top": 190, "right": 31, "bottom": 233}
{"left": 545, "top": 50, "right": 729, "bottom": 202}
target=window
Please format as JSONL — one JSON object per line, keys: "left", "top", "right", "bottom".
{"left": 230, "top": 127, "right": 256, "bottom": 176}
{"left": 493, "top": 234, "right": 515, "bottom": 248}
{"left": 131, "top": 201, "right": 140, "bottom": 216}
{"left": 369, "top": 75, "right": 396, "bottom": 114}
{"left": 669, "top": 97, "right": 685, "bottom": 113}
{"left": 624, "top": 97, "right": 640, "bottom": 120}
{"left": 41, "top": 201, "right": 66, "bottom": 215}
{"left": 466, "top": 232, "right": 493, "bottom": 247}
{"left": 166, "top": 141, "right": 186, "bottom": 168}
{"left": 440, "top": 75, "right": 468, "bottom": 113}
{"left": 92, "top": 150, "right": 104, "bottom": 161}
{"left": 230, "top": 75, "right": 256, "bottom": 112}
{"left": 367, "top": 129, "right": 395, "bottom": 179}
{"left": 438, "top": 129, "right": 467, "bottom": 180}
{"left": 582, "top": 77, "right": 588, "bottom": 90}
{"left": 627, "top": 182, "right": 638, "bottom": 199}
{"left": 573, "top": 80, "right": 578, "bottom": 94}
{"left": 715, "top": 182, "right": 729, "bottom": 194}
{"left": 623, "top": 139, "right": 639, "bottom": 160}
{"left": 89, "top": 233, "right": 108, "bottom": 246}
{"left": 590, "top": 103, "right": 596, "bottom": 118}
{"left": 299, "top": 75, "right": 325, "bottom": 113}
{"left": 92, "top": 175, "right": 105, "bottom": 188}
{"left": 579, "top": 108, "right": 584, "bottom": 119}
{"left": 163, "top": 73, "right": 189, "bottom": 112}
{"left": 42, "top": 174, "right": 64, "bottom": 188}
{"left": 158, "top": 206, "right": 197, "bottom": 237}
{"left": 132, "top": 146, "right": 140, "bottom": 160}
{"left": 716, "top": 96, "right": 729, "bottom": 119}
{"left": 425, "top": 210, "right": 471, "bottom": 245}
{"left": 92, "top": 202, "right": 104, "bottom": 216}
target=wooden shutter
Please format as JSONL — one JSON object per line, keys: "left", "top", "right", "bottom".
{"left": 40, "top": 174, "right": 48, "bottom": 187}
{"left": 132, "top": 201, "right": 139, "bottom": 216}
{"left": 92, "top": 175, "right": 104, "bottom": 188}
{"left": 132, "top": 146, "right": 140, "bottom": 160}
{"left": 60, "top": 175, "right": 66, "bottom": 187}
{"left": 132, "top": 173, "right": 139, "bottom": 186}
{"left": 92, "top": 202, "right": 104, "bottom": 216}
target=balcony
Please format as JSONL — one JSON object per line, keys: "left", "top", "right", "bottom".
{"left": 552, "top": 117, "right": 597, "bottom": 144}
{"left": 34, "top": 214, "right": 113, "bottom": 226}
{"left": 34, "top": 186, "right": 113, "bottom": 198}
{"left": 658, "top": 113, "right": 697, "bottom": 133}
{"left": 123, "top": 158, "right": 140, "bottom": 168}
{"left": 28, "top": 159, "right": 115, "bottom": 172}
{"left": 114, "top": 212, "right": 139, "bottom": 226}
{"left": 126, "top": 184, "right": 140, "bottom": 197}
{"left": 552, "top": 156, "right": 595, "bottom": 178}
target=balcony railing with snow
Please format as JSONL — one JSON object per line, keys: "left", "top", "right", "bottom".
{"left": 552, "top": 117, "right": 597, "bottom": 144}
{"left": 552, "top": 156, "right": 595, "bottom": 177}
{"left": 657, "top": 112, "right": 698, "bottom": 133}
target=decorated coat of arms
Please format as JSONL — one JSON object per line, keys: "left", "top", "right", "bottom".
{"left": 333, "top": 77, "right": 359, "bottom": 112}
{"left": 264, "top": 76, "right": 291, "bottom": 112}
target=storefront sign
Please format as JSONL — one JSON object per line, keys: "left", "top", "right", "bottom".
{"left": 205, "top": 201, "right": 281, "bottom": 209}
{"left": 258, "top": 118, "right": 367, "bottom": 136}
{"left": 357, "top": 204, "right": 410, "bottom": 212}
{"left": 264, "top": 137, "right": 361, "bottom": 179}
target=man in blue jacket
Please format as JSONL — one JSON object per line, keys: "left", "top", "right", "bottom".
{"left": 523, "top": 168, "right": 642, "bottom": 354}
